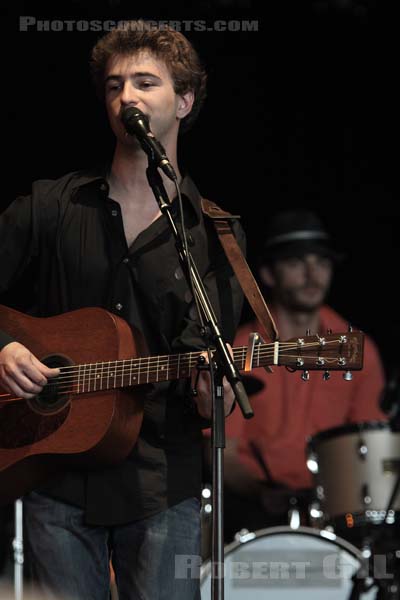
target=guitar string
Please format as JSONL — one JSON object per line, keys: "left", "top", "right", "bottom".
{"left": 33, "top": 339, "right": 347, "bottom": 384}
{"left": 39, "top": 353, "right": 348, "bottom": 388}
{"left": 0, "top": 353, "right": 353, "bottom": 406}
{"left": 0, "top": 343, "right": 352, "bottom": 401}
{"left": 21, "top": 338, "right": 345, "bottom": 375}
{"left": 0, "top": 338, "right": 353, "bottom": 404}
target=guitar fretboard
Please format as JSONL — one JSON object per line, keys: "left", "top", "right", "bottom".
{"left": 62, "top": 345, "right": 266, "bottom": 394}
{"left": 51, "top": 332, "right": 361, "bottom": 396}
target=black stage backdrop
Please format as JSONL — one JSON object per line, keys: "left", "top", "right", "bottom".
{"left": 0, "top": 1, "right": 397, "bottom": 380}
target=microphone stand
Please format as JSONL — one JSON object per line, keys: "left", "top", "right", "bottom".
{"left": 145, "top": 162, "right": 253, "bottom": 600}
{"left": 12, "top": 499, "right": 23, "bottom": 600}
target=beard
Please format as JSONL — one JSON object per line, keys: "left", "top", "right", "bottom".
{"left": 278, "top": 284, "right": 327, "bottom": 313}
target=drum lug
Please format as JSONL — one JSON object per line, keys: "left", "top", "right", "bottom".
{"left": 288, "top": 506, "right": 301, "bottom": 530}
{"left": 361, "top": 483, "right": 372, "bottom": 506}
{"left": 358, "top": 440, "right": 368, "bottom": 459}
{"left": 234, "top": 528, "right": 256, "bottom": 544}
{"left": 309, "top": 501, "right": 324, "bottom": 520}
{"left": 316, "top": 485, "right": 325, "bottom": 501}
{"left": 306, "top": 452, "right": 319, "bottom": 474}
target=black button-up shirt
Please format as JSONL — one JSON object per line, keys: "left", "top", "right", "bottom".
{"left": 0, "top": 168, "right": 245, "bottom": 525}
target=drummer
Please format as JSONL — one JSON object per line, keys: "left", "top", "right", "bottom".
{"left": 219, "top": 209, "right": 387, "bottom": 542}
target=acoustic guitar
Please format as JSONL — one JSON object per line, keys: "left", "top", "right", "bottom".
{"left": 0, "top": 304, "right": 363, "bottom": 504}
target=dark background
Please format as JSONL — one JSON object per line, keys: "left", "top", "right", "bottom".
{"left": 0, "top": 0, "right": 397, "bottom": 376}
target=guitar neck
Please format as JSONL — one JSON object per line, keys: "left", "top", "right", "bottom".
{"left": 64, "top": 332, "right": 361, "bottom": 395}
{"left": 67, "top": 345, "right": 258, "bottom": 395}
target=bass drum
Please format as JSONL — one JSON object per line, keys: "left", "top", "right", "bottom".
{"left": 200, "top": 526, "right": 375, "bottom": 599}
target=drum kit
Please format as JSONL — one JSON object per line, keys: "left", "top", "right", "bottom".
{"left": 200, "top": 421, "right": 400, "bottom": 599}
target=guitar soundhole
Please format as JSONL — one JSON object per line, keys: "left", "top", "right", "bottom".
{"left": 0, "top": 354, "right": 73, "bottom": 449}
{"left": 27, "top": 354, "right": 72, "bottom": 415}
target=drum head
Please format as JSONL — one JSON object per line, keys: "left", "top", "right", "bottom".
{"left": 200, "top": 526, "right": 376, "bottom": 599}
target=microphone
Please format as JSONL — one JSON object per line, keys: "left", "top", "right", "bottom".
{"left": 121, "top": 106, "right": 177, "bottom": 182}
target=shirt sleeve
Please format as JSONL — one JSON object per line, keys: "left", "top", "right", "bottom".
{"left": 0, "top": 330, "right": 16, "bottom": 350}
{"left": 0, "top": 194, "right": 38, "bottom": 349}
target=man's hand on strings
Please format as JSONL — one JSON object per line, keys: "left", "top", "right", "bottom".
{"left": 0, "top": 342, "right": 60, "bottom": 399}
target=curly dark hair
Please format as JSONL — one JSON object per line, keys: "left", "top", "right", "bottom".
{"left": 90, "top": 20, "right": 207, "bottom": 133}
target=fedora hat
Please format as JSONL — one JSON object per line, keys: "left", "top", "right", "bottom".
{"left": 262, "top": 209, "right": 344, "bottom": 263}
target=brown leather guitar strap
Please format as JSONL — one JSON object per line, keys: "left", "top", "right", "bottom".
{"left": 201, "top": 198, "right": 279, "bottom": 343}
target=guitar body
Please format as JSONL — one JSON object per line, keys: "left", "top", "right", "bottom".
{"left": 0, "top": 305, "right": 146, "bottom": 504}
{"left": 0, "top": 304, "right": 364, "bottom": 505}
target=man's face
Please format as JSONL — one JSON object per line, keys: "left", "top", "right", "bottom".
{"left": 103, "top": 51, "right": 191, "bottom": 148}
{"left": 266, "top": 253, "right": 333, "bottom": 312}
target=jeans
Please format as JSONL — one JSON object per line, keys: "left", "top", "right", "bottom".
{"left": 23, "top": 492, "right": 201, "bottom": 600}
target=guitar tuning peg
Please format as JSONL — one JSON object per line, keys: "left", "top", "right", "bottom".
{"left": 323, "top": 370, "right": 331, "bottom": 381}
{"left": 343, "top": 371, "right": 353, "bottom": 381}
{"left": 301, "top": 370, "right": 310, "bottom": 381}
{"left": 306, "top": 329, "right": 311, "bottom": 336}
{"left": 326, "top": 328, "right": 332, "bottom": 335}
{"left": 348, "top": 324, "right": 353, "bottom": 332}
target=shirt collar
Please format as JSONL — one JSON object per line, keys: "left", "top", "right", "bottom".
{"left": 70, "top": 166, "right": 107, "bottom": 191}
{"left": 71, "top": 166, "right": 203, "bottom": 224}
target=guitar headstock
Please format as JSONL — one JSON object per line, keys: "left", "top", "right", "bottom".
{"left": 278, "top": 331, "right": 364, "bottom": 372}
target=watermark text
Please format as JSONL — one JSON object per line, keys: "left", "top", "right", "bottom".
{"left": 19, "top": 17, "right": 259, "bottom": 33}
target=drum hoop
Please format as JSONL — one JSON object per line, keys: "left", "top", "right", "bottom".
{"left": 200, "top": 525, "right": 362, "bottom": 582}
{"left": 308, "top": 420, "right": 390, "bottom": 448}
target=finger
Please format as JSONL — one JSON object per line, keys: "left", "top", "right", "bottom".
{"left": 0, "top": 371, "right": 38, "bottom": 399}
{"left": 195, "top": 369, "right": 211, "bottom": 391}
{"left": 9, "top": 350, "right": 50, "bottom": 386}
{"left": 2, "top": 360, "right": 44, "bottom": 393}
{"left": 16, "top": 356, "right": 48, "bottom": 386}
{"left": 199, "top": 351, "right": 209, "bottom": 364}
{"left": 12, "top": 369, "right": 44, "bottom": 394}
{"left": 0, "top": 369, "right": 12, "bottom": 394}
{"left": 30, "top": 355, "right": 60, "bottom": 379}
{"left": 190, "top": 351, "right": 210, "bottom": 386}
